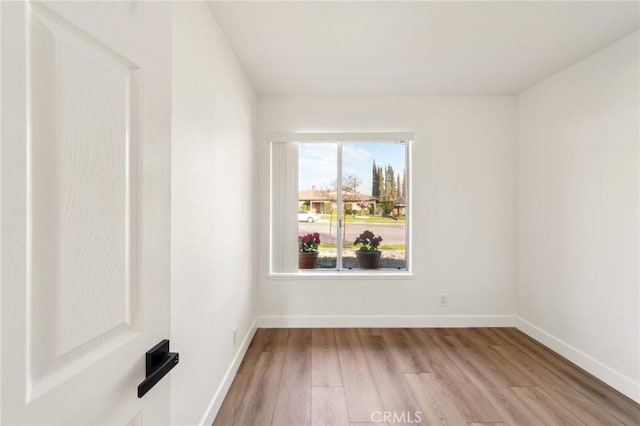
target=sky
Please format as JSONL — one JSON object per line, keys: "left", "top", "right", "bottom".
{"left": 298, "top": 142, "right": 406, "bottom": 195}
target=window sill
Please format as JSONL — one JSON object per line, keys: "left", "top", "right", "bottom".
{"left": 267, "top": 270, "right": 414, "bottom": 280}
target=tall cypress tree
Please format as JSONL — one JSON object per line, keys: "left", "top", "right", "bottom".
{"left": 385, "top": 165, "right": 396, "bottom": 201}
{"left": 401, "top": 168, "right": 407, "bottom": 199}
{"left": 371, "top": 160, "right": 379, "bottom": 198}
{"left": 377, "top": 166, "right": 384, "bottom": 200}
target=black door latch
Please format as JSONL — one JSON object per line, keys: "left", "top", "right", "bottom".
{"left": 138, "top": 339, "right": 179, "bottom": 398}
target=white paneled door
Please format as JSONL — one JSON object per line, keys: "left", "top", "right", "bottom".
{"left": 1, "top": 1, "right": 172, "bottom": 424}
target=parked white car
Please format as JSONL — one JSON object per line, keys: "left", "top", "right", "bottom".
{"left": 298, "top": 211, "right": 320, "bottom": 223}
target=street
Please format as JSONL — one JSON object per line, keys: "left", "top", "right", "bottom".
{"left": 298, "top": 219, "right": 406, "bottom": 245}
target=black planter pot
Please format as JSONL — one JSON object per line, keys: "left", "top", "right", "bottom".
{"left": 355, "top": 250, "right": 381, "bottom": 269}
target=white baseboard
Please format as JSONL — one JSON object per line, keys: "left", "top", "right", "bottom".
{"left": 515, "top": 316, "right": 640, "bottom": 404}
{"left": 198, "top": 319, "right": 257, "bottom": 426}
{"left": 256, "top": 314, "right": 515, "bottom": 328}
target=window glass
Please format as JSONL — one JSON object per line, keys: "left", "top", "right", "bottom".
{"left": 341, "top": 142, "right": 406, "bottom": 270}
{"left": 298, "top": 143, "right": 338, "bottom": 269}
{"left": 296, "top": 140, "right": 407, "bottom": 271}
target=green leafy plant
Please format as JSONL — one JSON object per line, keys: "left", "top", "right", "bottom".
{"left": 354, "top": 230, "right": 383, "bottom": 252}
{"left": 378, "top": 200, "right": 395, "bottom": 215}
{"left": 299, "top": 232, "right": 320, "bottom": 253}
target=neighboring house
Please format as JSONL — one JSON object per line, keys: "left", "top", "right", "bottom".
{"left": 298, "top": 186, "right": 377, "bottom": 214}
{"left": 392, "top": 195, "right": 406, "bottom": 217}
{"left": 298, "top": 186, "right": 332, "bottom": 213}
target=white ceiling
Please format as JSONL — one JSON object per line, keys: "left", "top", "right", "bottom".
{"left": 208, "top": 1, "right": 639, "bottom": 96}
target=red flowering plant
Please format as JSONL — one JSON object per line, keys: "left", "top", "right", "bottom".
{"left": 299, "top": 232, "right": 321, "bottom": 253}
{"left": 354, "top": 230, "right": 383, "bottom": 252}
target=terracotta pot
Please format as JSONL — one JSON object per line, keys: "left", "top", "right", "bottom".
{"left": 355, "top": 250, "right": 381, "bottom": 269}
{"left": 298, "top": 251, "right": 319, "bottom": 269}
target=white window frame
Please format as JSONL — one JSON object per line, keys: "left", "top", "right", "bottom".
{"left": 269, "top": 132, "right": 413, "bottom": 278}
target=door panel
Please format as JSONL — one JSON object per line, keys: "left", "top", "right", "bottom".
{"left": 1, "top": 2, "right": 171, "bottom": 424}
{"left": 30, "top": 2, "right": 140, "bottom": 390}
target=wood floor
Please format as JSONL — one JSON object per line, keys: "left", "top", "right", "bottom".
{"left": 213, "top": 328, "right": 640, "bottom": 426}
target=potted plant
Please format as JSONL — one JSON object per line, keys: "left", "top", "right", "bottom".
{"left": 354, "top": 230, "right": 383, "bottom": 269}
{"left": 298, "top": 232, "right": 320, "bottom": 269}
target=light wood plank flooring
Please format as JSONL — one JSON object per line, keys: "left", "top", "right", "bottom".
{"left": 213, "top": 328, "right": 640, "bottom": 426}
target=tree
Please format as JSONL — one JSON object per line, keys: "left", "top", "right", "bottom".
{"left": 379, "top": 200, "right": 395, "bottom": 215}
{"left": 343, "top": 173, "right": 362, "bottom": 193}
{"left": 330, "top": 173, "right": 362, "bottom": 193}
{"left": 384, "top": 165, "right": 396, "bottom": 201}
{"left": 401, "top": 168, "right": 407, "bottom": 199}
{"left": 371, "top": 160, "right": 379, "bottom": 198}
{"left": 377, "top": 166, "right": 384, "bottom": 199}
{"left": 371, "top": 160, "right": 404, "bottom": 212}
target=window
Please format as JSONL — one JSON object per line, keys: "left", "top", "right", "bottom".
{"left": 270, "top": 133, "right": 412, "bottom": 274}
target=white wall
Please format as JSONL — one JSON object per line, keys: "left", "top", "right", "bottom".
{"left": 168, "top": 6, "right": 639, "bottom": 417}
{"left": 171, "top": 3, "right": 256, "bottom": 425}
{"left": 257, "top": 97, "right": 516, "bottom": 325}
{"left": 517, "top": 32, "right": 639, "bottom": 401}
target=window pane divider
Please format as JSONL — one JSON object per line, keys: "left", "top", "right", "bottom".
{"left": 336, "top": 141, "right": 343, "bottom": 271}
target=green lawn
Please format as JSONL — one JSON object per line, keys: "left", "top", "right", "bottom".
{"left": 319, "top": 242, "right": 406, "bottom": 250}
{"left": 320, "top": 214, "right": 405, "bottom": 224}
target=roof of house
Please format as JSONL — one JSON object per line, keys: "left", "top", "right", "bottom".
{"left": 298, "top": 187, "right": 377, "bottom": 203}
{"left": 298, "top": 187, "right": 332, "bottom": 201}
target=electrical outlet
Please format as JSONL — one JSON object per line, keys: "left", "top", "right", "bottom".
{"left": 439, "top": 294, "right": 448, "bottom": 307}
{"left": 233, "top": 328, "right": 238, "bottom": 347}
